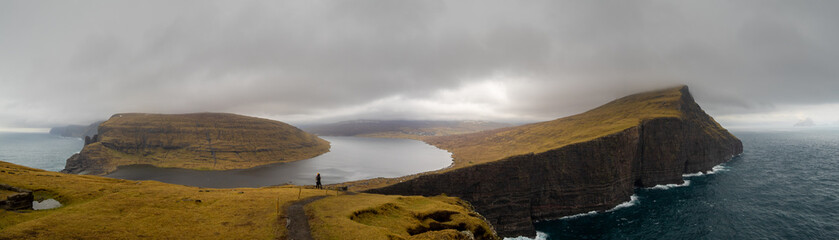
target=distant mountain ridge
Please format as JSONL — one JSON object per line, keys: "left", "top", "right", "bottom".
{"left": 303, "top": 119, "right": 513, "bottom": 139}
{"left": 49, "top": 121, "right": 104, "bottom": 138}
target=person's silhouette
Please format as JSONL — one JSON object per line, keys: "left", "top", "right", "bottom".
{"left": 316, "top": 173, "right": 322, "bottom": 189}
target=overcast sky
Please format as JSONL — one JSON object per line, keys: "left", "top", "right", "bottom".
{"left": 2, "top": 0, "right": 838, "bottom": 131}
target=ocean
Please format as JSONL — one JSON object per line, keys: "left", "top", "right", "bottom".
{"left": 529, "top": 129, "right": 839, "bottom": 239}
{"left": 2, "top": 130, "right": 838, "bottom": 239}
{"left": 0, "top": 132, "right": 83, "bottom": 172}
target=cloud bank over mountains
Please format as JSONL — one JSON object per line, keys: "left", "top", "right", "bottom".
{"left": 1, "top": 1, "right": 838, "bottom": 129}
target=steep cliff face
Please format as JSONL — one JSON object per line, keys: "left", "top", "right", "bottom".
{"left": 365, "top": 86, "right": 742, "bottom": 237}
{"left": 62, "top": 113, "right": 330, "bottom": 175}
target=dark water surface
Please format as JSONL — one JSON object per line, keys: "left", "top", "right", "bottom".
{"left": 105, "top": 136, "right": 452, "bottom": 188}
{"left": 526, "top": 129, "right": 839, "bottom": 240}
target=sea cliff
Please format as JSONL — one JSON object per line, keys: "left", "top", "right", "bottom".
{"left": 62, "top": 113, "right": 330, "bottom": 175}
{"left": 365, "top": 86, "right": 743, "bottom": 237}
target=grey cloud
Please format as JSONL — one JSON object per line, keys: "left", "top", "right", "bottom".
{"left": 1, "top": 0, "right": 838, "bottom": 128}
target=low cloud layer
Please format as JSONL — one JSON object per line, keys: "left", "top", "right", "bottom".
{"left": 1, "top": 0, "right": 838, "bottom": 129}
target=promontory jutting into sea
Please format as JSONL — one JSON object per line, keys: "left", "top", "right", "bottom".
{"left": 3, "top": 1, "right": 839, "bottom": 239}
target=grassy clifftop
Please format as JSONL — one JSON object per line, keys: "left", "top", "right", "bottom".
{"left": 0, "top": 161, "right": 497, "bottom": 239}
{"left": 425, "top": 85, "right": 732, "bottom": 168}
{"left": 343, "top": 86, "right": 737, "bottom": 192}
{"left": 63, "top": 113, "right": 330, "bottom": 175}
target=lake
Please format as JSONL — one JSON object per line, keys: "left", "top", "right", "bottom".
{"left": 104, "top": 136, "right": 453, "bottom": 188}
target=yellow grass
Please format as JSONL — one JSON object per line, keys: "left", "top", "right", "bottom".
{"left": 307, "top": 193, "right": 498, "bottom": 240}
{"left": 0, "top": 161, "right": 329, "bottom": 239}
{"left": 0, "top": 189, "right": 17, "bottom": 200}
{"left": 425, "top": 86, "right": 685, "bottom": 169}
{"left": 1, "top": 161, "right": 495, "bottom": 239}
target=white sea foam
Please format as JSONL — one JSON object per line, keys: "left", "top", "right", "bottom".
{"left": 708, "top": 165, "right": 728, "bottom": 174}
{"left": 607, "top": 194, "right": 639, "bottom": 212}
{"left": 558, "top": 210, "right": 598, "bottom": 220}
{"left": 683, "top": 163, "right": 729, "bottom": 177}
{"left": 503, "top": 231, "right": 549, "bottom": 240}
{"left": 648, "top": 180, "right": 691, "bottom": 190}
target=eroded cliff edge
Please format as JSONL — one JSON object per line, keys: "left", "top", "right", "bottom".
{"left": 62, "top": 113, "right": 330, "bottom": 175}
{"left": 364, "top": 86, "right": 743, "bottom": 237}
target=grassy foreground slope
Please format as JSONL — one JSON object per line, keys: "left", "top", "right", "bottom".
{"left": 0, "top": 161, "right": 496, "bottom": 239}
{"left": 307, "top": 194, "right": 497, "bottom": 240}
{"left": 1, "top": 161, "right": 317, "bottom": 239}
{"left": 64, "top": 113, "right": 330, "bottom": 175}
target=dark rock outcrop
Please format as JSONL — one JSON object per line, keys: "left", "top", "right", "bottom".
{"left": 365, "top": 86, "right": 743, "bottom": 237}
{"left": 0, "top": 184, "right": 33, "bottom": 210}
{"left": 62, "top": 113, "right": 330, "bottom": 175}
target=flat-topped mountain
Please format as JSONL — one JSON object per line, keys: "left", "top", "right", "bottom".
{"left": 364, "top": 86, "right": 743, "bottom": 237}
{"left": 62, "top": 113, "right": 330, "bottom": 175}
{"left": 303, "top": 120, "right": 512, "bottom": 140}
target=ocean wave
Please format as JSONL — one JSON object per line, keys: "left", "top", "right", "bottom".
{"left": 647, "top": 180, "right": 691, "bottom": 190}
{"left": 503, "top": 231, "right": 548, "bottom": 240}
{"left": 682, "top": 164, "right": 729, "bottom": 177}
{"left": 558, "top": 210, "right": 598, "bottom": 220}
{"left": 607, "top": 194, "right": 639, "bottom": 212}
{"left": 708, "top": 165, "right": 728, "bottom": 174}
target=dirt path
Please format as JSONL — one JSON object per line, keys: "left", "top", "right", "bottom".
{"left": 285, "top": 195, "right": 328, "bottom": 240}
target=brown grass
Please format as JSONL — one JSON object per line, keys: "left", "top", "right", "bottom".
{"left": 0, "top": 161, "right": 330, "bottom": 239}
{"left": 1, "top": 161, "right": 495, "bottom": 239}
{"left": 426, "top": 86, "right": 688, "bottom": 169}
{"left": 75, "top": 112, "right": 330, "bottom": 174}
{"left": 306, "top": 193, "right": 498, "bottom": 240}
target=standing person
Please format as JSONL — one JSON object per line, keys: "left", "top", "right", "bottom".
{"left": 316, "top": 172, "right": 322, "bottom": 189}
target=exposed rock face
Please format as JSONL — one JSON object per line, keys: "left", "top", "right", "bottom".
{"left": 49, "top": 121, "right": 103, "bottom": 139}
{"left": 62, "top": 113, "right": 330, "bottom": 175}
{"left": 366, "top": 86, "right": 742, "bottom": 237}
{"left": 0, "top": 184, "right": 33, "bottom": 210}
